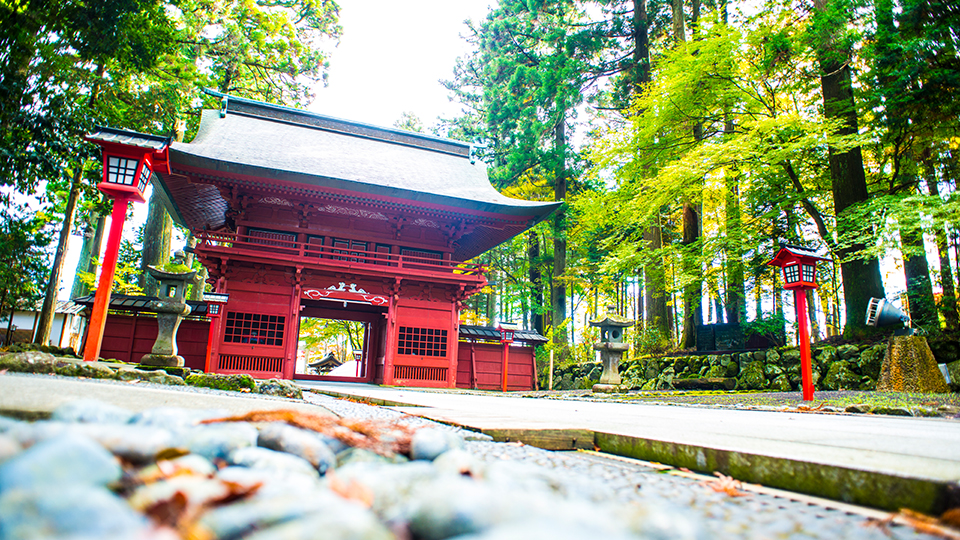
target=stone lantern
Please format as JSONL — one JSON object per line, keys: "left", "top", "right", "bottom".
{"left": 140, "top": 265, "right": 197, "bottom": 367}
{"left": 590, "top": 305, "right": 634, "bottom": 393}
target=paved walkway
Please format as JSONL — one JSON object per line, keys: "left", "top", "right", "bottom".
{"left": 301, "top": 381, "right": 960, "bottom": 514}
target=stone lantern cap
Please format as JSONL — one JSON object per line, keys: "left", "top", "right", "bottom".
{"left": 589, "top": 305, "right": 634, "bottom": 329}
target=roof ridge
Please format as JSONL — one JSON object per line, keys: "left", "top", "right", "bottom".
{"left": 202, "top": 89, "right": 472, "bottom": 158}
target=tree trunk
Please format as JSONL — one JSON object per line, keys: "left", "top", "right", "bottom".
{"left": 813, "top": 0, "right": 886, "bottom": 336}
{"left": 140, "top": 188, "right": 173, "bottom": 296}
{"left": 680, "top": 201, "right": 701, "bottom": 348}
{"left": 644, "top": 220, "right": 670, "bottom": 342}
{"left": 926, "top": 163, "right": 959, "bottom": 330}
{"left": 34, "top": 166, "right": 82, "bottom": 345}
{"left": 527, "top": 230, "right": 544, "bottom": 334}
{"left": 632, "top": 0, "right": 650, "bottom": 88}
{"left": 900, "top": 206, "right": 938, "bottom": 330}
{"left": 71, "top": 213, "right": 105, "bottom": 299}
{"left": 671, "top": 0, "right": 686, "bottom": 43}
{"left": 552, "top": 120, "right": 567, "bottom": 351}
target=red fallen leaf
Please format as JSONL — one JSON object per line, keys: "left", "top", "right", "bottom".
{"left": 866, "top": 509, "right": 960, "bottom": 540}
{"left": 0, "top": 369, "right": 8, "bottom": 375}
{"left": 202, "top": 409, "right": 418, "bottom": 457}
{"left": 941, "top": 508, "right": 960, "bottom": 529}
{"left": 699, "top": 472, "right": 749, "bottom": 497}
{"left": 144, "top": 490, "right": 189, "bottom": 528}
{"left": 327, "top": 471, "right": 374, "bottom": 508}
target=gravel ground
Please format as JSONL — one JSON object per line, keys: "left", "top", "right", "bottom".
{"left": 0, "top": 375, "right": 952, "bottom": 540}
{"left": 303, "top": 391, "right": 947, "bottom": 540}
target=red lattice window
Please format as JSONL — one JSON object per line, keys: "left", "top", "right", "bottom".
{"left": 248, "top": 228, "right": 296, "bottom": 247}
{"left": 397, "top": 327, "right": 447, "bottom": 357}
{"left": 401, "top": 248, "right": 443, "bottom": 261}
{"left": 224, "top": 312, "right": 285, "bottom": 347}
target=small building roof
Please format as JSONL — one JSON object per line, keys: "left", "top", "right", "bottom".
{"left": 73, "top": 294, "right": 209, "bottom": 317}
{"left": 459, "top": 325, "right": 548, "bottom": 344}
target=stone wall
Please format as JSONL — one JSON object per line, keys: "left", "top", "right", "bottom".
{"left": 550, "top": 343, "right": 887, "bottom": 392}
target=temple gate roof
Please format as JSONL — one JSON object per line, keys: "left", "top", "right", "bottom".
{"left": 149, "top": 90, "right": 560, "bottom": 260}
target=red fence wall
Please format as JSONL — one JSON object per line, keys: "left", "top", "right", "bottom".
{"left": 100, "top": 314, "right": 209, "bottom": 370}
{"left": 456, "top": 341, "right": 536, "bottom": 391}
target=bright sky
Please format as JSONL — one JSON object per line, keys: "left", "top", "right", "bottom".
{"left": 56, "top": 0, "right": 497, "bottom": 301}
{"left": 309, "top": 0, "right": 496, "bottom": 129}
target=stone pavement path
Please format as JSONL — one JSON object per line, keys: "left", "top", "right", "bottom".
{"left": 301, "top": 381, "right": 960, "bottom": 514}
{"left": 306, "top": 392, "right": 949, "bottom": 540}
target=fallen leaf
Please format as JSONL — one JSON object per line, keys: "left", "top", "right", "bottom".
{"left": 0, "top": 369, "right": 8, "bottom": 375}
{"left": 327, "top": 471, "right": 374, "bottom": 508}
{"left": 699, "top": 472, "right": 749, "bottom": 497}
{"left": 866, "top": 509, "right": 960, "bottom": 540}
{"left": 941, "top": 508, "right": 960, "bottom": 529}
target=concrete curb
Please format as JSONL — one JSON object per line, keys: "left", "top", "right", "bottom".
{"left": 310, "top": 388, "right": 960, "bottom": 515}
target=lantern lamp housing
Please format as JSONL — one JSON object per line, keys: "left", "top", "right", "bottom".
{"left": 203, "top": 292, "right": 230, "bottom": 318}
{"left": 497, "top": 322, "right": 520, "bottom": 343}
{"left": 766, "top": 245, "right": 830, "bottom": 291}
{"left": 84, "top": 127, "right": 172, "bottom": 204}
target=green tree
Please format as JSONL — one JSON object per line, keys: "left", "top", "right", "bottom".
{"left": 0, "top": 204, "right": 52, "bottom": 344}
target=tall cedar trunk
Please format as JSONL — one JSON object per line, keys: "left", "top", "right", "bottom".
{"left": 813, "top": 0, "right": 886, "bottom": 336}
{"left": 552, "top": 120, "right": 567, "bottom": 351}
{"left": 140, "top": 188, "right": 173, "bottom": 295}
{"left": 681, "top": 201, "right": 701, "bottom": 348}
{"left": 644, "top": 222, "right": 670, "bottom": 339}
{"left": 806, "top": 289, "right": 821, "bottom": 341}
{"left": 71, "top": 213, "right": 105, "bottom": 299}
{"left": 926, "top": 170, "right": 959, "bottom": 330}
{"left": 721, "top": 0, "right": 745, "bottom": 325}
{"left": 528, "top": 230, "right": 544, "bottom": 334}
{"left": 34, "top": 167, "right": 82, "bottom": 344}
{"left": 900, "top": 199, "right": 938, "bottom": 329}
{"left": 679, "top": 0, "right": 703, "bottom": 349}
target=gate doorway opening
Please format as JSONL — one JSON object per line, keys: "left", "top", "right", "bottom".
{"left": 293, "top": 299, "right": 387, "bottom": 383}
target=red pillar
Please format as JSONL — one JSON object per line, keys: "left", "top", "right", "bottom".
{"left": 83, "top": 196, "right": 131, "bottom": 363}
{"left": 794, "top": 288, "right": 815, "bottom": 401}
{"left": 500, "top": 342, "right": 510, "bottom": 392}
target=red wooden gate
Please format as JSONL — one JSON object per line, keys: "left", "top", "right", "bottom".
{"left": 456, "top": 341, "right": 536, "bottom": 391}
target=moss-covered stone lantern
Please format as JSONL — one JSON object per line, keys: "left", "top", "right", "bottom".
{"left": 590, "top": 305, "right": 634, "bottom": 393}
{"left": 140, "top": 265, "right": 197, "bottom": 367}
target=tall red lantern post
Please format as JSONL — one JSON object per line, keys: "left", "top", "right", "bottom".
{"left": 202, "top": 292, "right": 230, "bottom": 372}
{"left": 766, "top": 245, "right": 830, "bottom": 401}
{"left": 497, "top": 322, "right": 519, "bottom": 392}
{"left": 82, "top": 129, "right": 171, "bottom": 362}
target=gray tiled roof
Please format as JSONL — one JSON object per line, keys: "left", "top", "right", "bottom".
{"left": 168, "top": 92, "right": 559, "bottom": 218}
{"left": 87, "top": 127, "right": 171, "bottom": 150}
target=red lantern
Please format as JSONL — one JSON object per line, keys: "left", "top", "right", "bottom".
{"left": 82, "top": 128, "right": 170, "bottom": 363}
{"left": 766, "top": 245, "right": 830, "bottom": 401}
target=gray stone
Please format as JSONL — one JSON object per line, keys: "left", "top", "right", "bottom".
{"left": 257, "top": 423, "right": 336, "bottom": 474}
{"left": 0, "top": 433, "right": 121, "bottom": 491}
{"left": 771, "top": 374, "right": 793, "bottom": 392}
{"left": 859, "top": 376, "right": 877, "bottom": 391}
{"left": 947, "top": 360, "right": 960, "bottom": 385}
{"left": 411, "top": 428, "right": 464, "bottom": 462}
{"left": 406, "top": 477, "right": 525, "bottom": 540}
{"left": 258, "top": 378, "right": 304, "bottom": 399}
{"left": 0, "top": 485, "right": 147, "bottom": 540}
{"left": 753, "top": 350, "right": 767, "bottom": 362}
{"left": 129, "top": 406, "right": 230, "bottom": 432}
{"left": 228, "top": 446, "right": 319, "bottom": 477}
{"left": 844, "top": 404, "right": 872, "bottom": 414}
{"left": 780, "top": 349, "right": 801, "bottom": 368}
{"left": 72, "top": 423, "right": 175, "bottom": 464}
{"left": 50, "top": 399, "right": 134, "bottom": 424}
{"left": 837, "top": 344, "right": 859, "bottom": 360}
{"left": 196, "top": 491, "right": 348, "bottom": 540}
{"left": 737, "top": 362, "right": 766, "bottom": 390}
{"left": 872, "top": 406, "right": 913, "bottom": 416}
{"left": 764, "top": 364, "right": 784, "bottom": 378}
{"left": 181, "top": 422, "right": 258, "bottom": 461}
{"left": 0, "top": 435, "right": 21, "bottom": 465}
{"left": 216, "top": 466, "right": 323, "bottom": 499}
{"left": 821, "top": 361, "right": 860, "bottom": 391}
{"left": 337, "top": 447, "right": 407, "bottom": 468}
{"left": 242, "top": 502, "right": 393, "bottom": 540}
{"left": 817, "top": 346, "right": 838, "bottom": 366}
{"left": 720, "top": 356, "right": 739, "bottom": 377}
{"left": 858, "top": 344, "right": 886, "bottom": 379}
{"left": 765, "top": 349, "right": 781, "bottom": 365}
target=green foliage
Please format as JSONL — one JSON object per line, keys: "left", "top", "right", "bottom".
{"left": 0, "top": 205, "right": 53, "bottom": 324}
{"left": 742, "top": 314, "right": 786, "bottom": 343}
